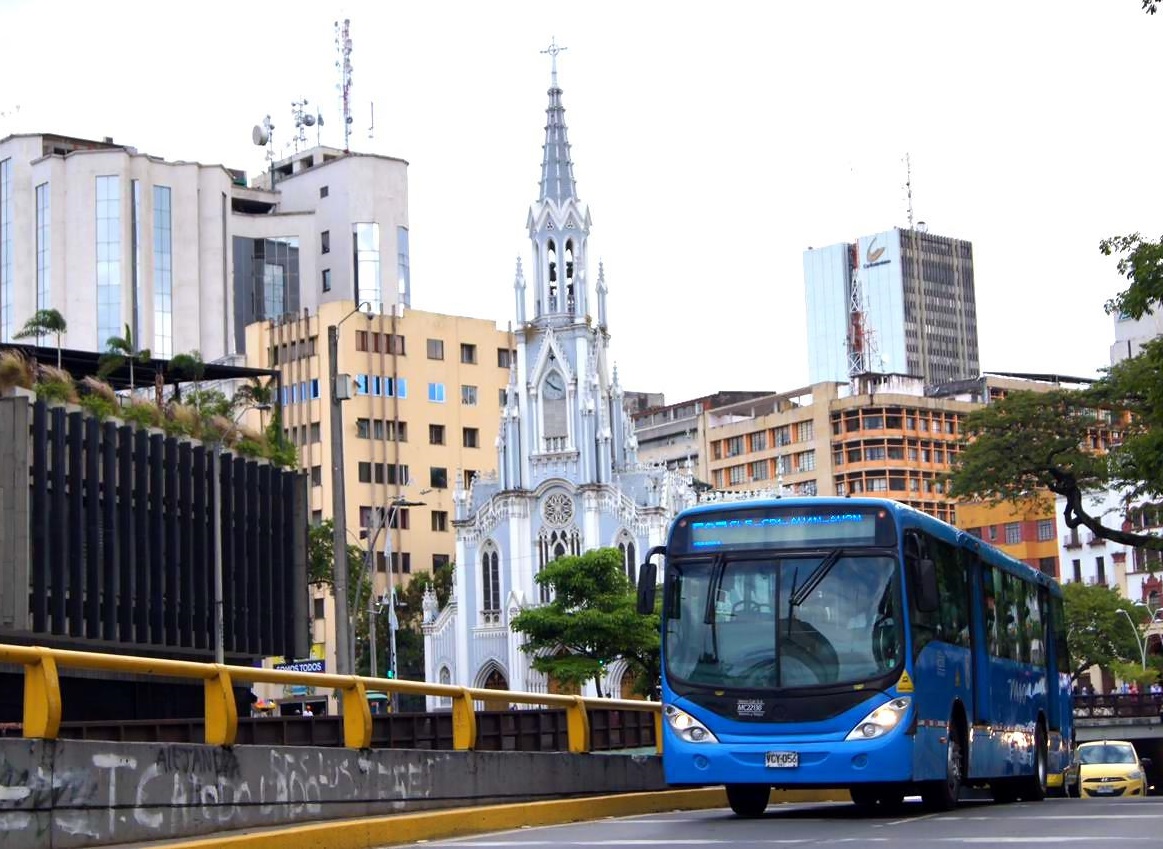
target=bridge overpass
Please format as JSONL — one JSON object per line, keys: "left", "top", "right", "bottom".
{"left": 1, "top": 645, "right": 1161, "bottom": 849}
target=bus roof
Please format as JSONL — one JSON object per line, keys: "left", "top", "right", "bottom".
{"left": 672, "top": 496, "right": 1060, "bottom": 593}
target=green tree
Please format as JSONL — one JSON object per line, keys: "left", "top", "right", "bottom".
{"left": 1063, "top": 582, "right": 1148, "bottom": 683}
{"left": 948, "top": 234, "right": 1163, "bottom": 551}
{"left": 510, "top": 548, "right": 659, "bottom": 698}
{"left": 1144, "top": 1, "right": 1159, "bottom": 15}
{"left": 233, "top": 376, "right": 276, "bottom": 430}
{"left": 98, "top": 323, "right": 150, "bottom": 391}
{"left": 168, "top": 350, "right": 205, "bottom": 404}
{"left": 14, "top": 308, "right": 67, "bottom": 368}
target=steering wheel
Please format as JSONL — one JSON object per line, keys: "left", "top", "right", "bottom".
{"left": 731, "top": 601, "right": 774, "bottom": 616}
{"left": 872, "top": 614, "right": 898, "bottom": 669}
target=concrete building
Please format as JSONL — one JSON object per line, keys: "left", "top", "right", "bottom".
{"left": 244, "top": 301, "right": 514, "bottom": 684}
{"left": 804, "top": 227, "right": 980, "bottom": 387}
{"left": 0, "top": 133, "right": 409, "bottom": 360}
{"left": 421, "top": 63, "right": 696, "bottom": 704}
{"left": 631, "top": 391, "right": 771, "bottom": 478}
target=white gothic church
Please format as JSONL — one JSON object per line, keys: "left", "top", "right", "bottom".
{"left": 421, "top": 55, "right": 696, "bottom": 705}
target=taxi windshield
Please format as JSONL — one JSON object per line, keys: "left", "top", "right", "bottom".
{"left": 1078, "top": 744, "right": 1137, "bottom": 765}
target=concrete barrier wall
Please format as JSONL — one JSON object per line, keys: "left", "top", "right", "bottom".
{"left": 0, "top": 739, "right": 666, "bottom": 848}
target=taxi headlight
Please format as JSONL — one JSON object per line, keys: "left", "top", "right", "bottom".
{"left": 845, "top": 696, "right": 911, "bottom": 742}
{"left": 1127, "top": 769, "right": 1144, "bottom": 781}
{"left": 664, "top": 704, "right": 719, "bottom": 744}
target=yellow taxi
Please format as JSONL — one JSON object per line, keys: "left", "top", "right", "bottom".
{"left": 1066, "top": 740, "right": 1149, "bottom": 799}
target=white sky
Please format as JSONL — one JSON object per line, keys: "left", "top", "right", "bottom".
{"left": 3, "top": 1, "right": 1159, "bottom": 402}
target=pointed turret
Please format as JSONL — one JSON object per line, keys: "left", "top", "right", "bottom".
{"left": 596, "top": 261, "right": 608, "bottom": 329}
{"left": 539, "top": 40, "right": 578, "bottom": 204}
{"left": 514, "top": 257, "right": 527, "bottom": 325}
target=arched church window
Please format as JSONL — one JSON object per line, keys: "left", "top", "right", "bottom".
{"left": 616, "top": 531, "right": 637, "bottom": 585}
{"left": 481, "top": 543, "right": 501, "bottom": 624}
{"left": 438, "top": 666, "right": 452, "bottom": 707}
{"left": 564, "top": 240, "right": 575, "bottom": 312}
{"left": 537, "top": 523, "right": 581, "bottom": 604}
{"left": 547, "top": 240, "right": 558, "bottom": 312}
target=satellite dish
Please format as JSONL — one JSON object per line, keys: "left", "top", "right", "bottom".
{"left": 252, "top": 124, "right": 269, "bottom": 146}
{"left": 303, "top": 114, "right": 316, "bottom": 127}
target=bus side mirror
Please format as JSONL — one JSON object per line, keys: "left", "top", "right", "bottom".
{"left": 637, "top": 562, "right": 657, "bottom": 614}
{"left": 913, "top": 557, "right": 939, "bottom": 613}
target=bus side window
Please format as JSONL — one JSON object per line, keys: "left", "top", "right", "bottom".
{"left": 981, "top": 564, "right": 1001, "bottom": 658}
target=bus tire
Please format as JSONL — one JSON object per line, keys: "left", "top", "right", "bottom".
{"left": 725, "top": 783, "right": 770, "bottom": 818}
{"left": 921, "top": 719, "right": 964, "bottom": 812}
{"left": 1019, "top": 723, "right": 1048, "bottom": 802}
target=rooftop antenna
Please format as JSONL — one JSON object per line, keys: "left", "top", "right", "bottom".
{"left": 316, "top": 109, "right": 325, "bottom": 146}
{"left": 251, "top": 114, "right": 275, "bottom": 186}
{"left": 291, "top": 98, "right": 316, "bottom": 153}
{"left": 904, "top": 152, "right": 915, "bottom": 230}
{"left": 335, "top": 18, "right": 354, "bottom": 151}
{"left": 368, "top": 101, "right": 375, "bottom": 141}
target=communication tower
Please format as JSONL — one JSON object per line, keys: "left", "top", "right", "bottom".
{"left": 335, "top": 18, "right": 354, "bottom": 151}
{"left": 847, "top": 242, "right": 879, "bottom": 379}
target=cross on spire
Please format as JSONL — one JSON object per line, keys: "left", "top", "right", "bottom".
{"left": 541, "top": 37, "right": 567, "bottom": 88}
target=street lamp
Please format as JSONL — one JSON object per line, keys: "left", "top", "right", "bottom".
{"left": 211, "top": 402, "right": 271, "bottom": 664}
{"left": 329, "top": 301, "right": 372, "bottom": 676}
{"left": 1115, "top": 607, "right": 1147, "bottom": 670}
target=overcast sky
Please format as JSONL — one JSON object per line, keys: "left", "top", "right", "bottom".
{"left": 3, "top": 1, "right": 1159, "bottom": 402}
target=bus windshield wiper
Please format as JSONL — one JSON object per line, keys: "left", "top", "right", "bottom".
{"left": 703, "top": 554, "right": 726, "bottom": 625}
{"left": 790, "top": 549, "right": 846, "bottom": 609}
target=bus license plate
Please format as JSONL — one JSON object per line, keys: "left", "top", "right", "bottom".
{"left": 766, "top": 751, "right": 798, "bottom": 768}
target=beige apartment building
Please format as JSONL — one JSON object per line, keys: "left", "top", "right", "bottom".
{"left": 245, "top": 299, "right": 513, "bottom": 689}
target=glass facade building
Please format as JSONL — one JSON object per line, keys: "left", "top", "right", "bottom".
{"left": 0, "top": 159, "right": 11, "bottom": 342}
{"left": 152, "top": 186, "right": 173, "bottom": 357}
{"left": 354, "top": 222, "right": 381, "bottom": 313}
{"left": 35, "top": 182, "right": 49, "bottom": 324}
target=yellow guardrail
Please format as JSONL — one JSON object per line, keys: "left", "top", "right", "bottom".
{"left": 0, "top": 644, "right": 663, "bottom": 754}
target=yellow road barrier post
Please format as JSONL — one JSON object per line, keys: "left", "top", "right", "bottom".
{"left": 204, "top": 666, "right": 239, "bottom": 746}
{"left": 23, "top": 648, "right": 61, "bottom": 739}
{"left": 341, "top": 678, "right": 372, "bottom": 748}
{"left": 653, "top": 710, "right": 663, "bottom": 753}
{"left": 452, "top": 688, "right": 477, "bottom": 750}
{"left": 567, "top": 696, "right": 591, "bottom": 754}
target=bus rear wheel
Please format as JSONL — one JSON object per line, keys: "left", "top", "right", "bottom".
{"left": 725, "top": 783, "right": 771, "bottom": 818}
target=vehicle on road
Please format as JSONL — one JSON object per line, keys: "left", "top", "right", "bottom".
{"left": 1065, "top": 740, "right": 1150, "bottom": 798}
{"left": 637, "top": 497, "right": 1074, "bottom": 817}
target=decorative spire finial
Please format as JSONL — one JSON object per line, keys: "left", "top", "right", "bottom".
{"left": 541, "top": 37, "right": 568, "bottom": 88}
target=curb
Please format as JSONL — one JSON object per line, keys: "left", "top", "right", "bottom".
{"left": 114, "top": 788, "right": 848, "bottom": 849}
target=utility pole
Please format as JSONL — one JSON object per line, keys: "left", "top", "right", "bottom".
{"left": 329, "top": 303, "right": 370, "bottom": 677}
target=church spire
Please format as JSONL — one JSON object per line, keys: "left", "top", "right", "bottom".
{"left": 538, "top": 37, "right": 577, "bottom": 204}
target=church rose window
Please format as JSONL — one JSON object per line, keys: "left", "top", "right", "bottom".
{"left": 543, "top": 493, "right": 574, "bottom": 527}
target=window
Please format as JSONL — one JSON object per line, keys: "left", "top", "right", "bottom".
{"left": 322, "top": 268, "right": 331, "bottom": 292}
{"left": 309, "top": 423, "right": 321, "bottom": 443}
{"left": 397, "top": 225, "right": 411, "bottom": 307}
{"left": 461, "top": 385, "right": 478, "bottom": 405}
{"left": 750, "top": 431, "right": 767, "bottom": 452}
{"left": 482, "top": 548, "right": 501, "bottom": 616}
{"left": 429, "top": 424, "right": 445, "bottom": 445}
{"left": 751, "top": 460, "right": 768, "bottom": 480}
{"left": 431, "top": 467, "right": 448, "bottom": 489}
{"left": 432, "top": 511, "right": 449, "bottom": 532}
{"left": 463, "top": 469, "right": 477, "bottom": 488}
{"left": 311, "top": 509, "right": 323, "bottom": 526}
{"left": 389, "top": 509, "right": 410, "bottom": 530}
{"left": 433, "top": 553, "right": 451, "bottom": 571}
{"left": 321, "top": 230, "right": 330, "bottom": 254}
{"left": 725, "top": 436, "right": 743, "bottom": 457}
{"left": 354, "top": 222, "right": 382, "bottom": 313}
{"left": 313, "top": 598, "right": 325, "bottom": 620}
{"left": 358, "top": 462, "right": 371, "bottom": 483}
{"left": 319, "top": 185, "right": 329, "bottom": 199}
{"left": 1096, "top": 556, "right": 1106, "bottom": 585}
{"left": 1037, "top": 519, "right": 1054, "bottom": 542}
{"left": 356, "top": 330, "right": 368, "bottom": 352}
{"left": 463, "top": 427, "right": 479, "bottom": 448}
{"left": 386, "top": 464, "right": 410, "bottom": 485}
{"left": 1004, "top": 523, "right": 1021, "bottom": 545}
{"left": 497, "top": 347, "right": 512, "bottom": 368}
{"left": 427, "top": 338, "right": 444, "bottom": 360}
{"left": 460, "top": 343, "right": 477, "bottom": 364}
{"left": 1072, "top": 559, "right": 1082, "bottom": 583}
{"left": 428, "top": 382, "right": 446, "bottom": 403}
{"left": 356, "top": 418, "right": 370, "bottom": 439}
{"left": 310, "top": 465, "right": 322, "bottom": 487}
{"left": 499, "top": 388, "right": 508, "bottom": 407}
{"left": 152, "top": 185, "right": 173, "bottom": 357}
{"left": 95, "top": 175, "right": 121, "bottom": 344}
{"left": 729, "top": 465, "right": 746, "bottom": 485}
{"left": 987, "top": 525, "right": 997, "bottom": 542}
{"left": 796, "top": 420, "right": 814, "bottom": 442}
{"left": 390, "top": 552, "right": 411, "bottom": 574}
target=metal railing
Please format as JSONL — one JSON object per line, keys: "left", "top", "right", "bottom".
{"left": 0, "top": 643, "right": 662, "bottom": 753}
{"left": 1073, "top": 693, "right": 1163, "bottom": 720}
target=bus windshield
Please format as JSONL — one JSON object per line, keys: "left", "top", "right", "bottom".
{"left": 665, "top": 553, "right": 901, "bottom": 691}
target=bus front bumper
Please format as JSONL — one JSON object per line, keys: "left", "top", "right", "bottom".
{"left": 663, "top": 731, "right": 914, "bottom": 787}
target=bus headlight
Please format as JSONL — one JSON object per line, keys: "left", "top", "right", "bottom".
{"left": 664, "top": 704, "right": 719, "bottom": 744}
{"left": 845, "top": 697, "right": 911, "bottom": 742}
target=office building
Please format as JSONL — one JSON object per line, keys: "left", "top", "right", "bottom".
{"left": 804, "top": 227, "right": 980, "bottom": 387}
{"left": 0, "top": 133, "right": 409, "bottom": 360}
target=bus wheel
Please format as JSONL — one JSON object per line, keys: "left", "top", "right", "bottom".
{"left": 922, "top": 720, "right": 963, "bottom": 812}
{"left": 725, "top": 784, "right": 770, "bottom": 818}
{"left": 1019, "top": 724, "right": 1048, "bottom": 802}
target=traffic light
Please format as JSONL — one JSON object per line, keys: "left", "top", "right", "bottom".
{"left": 386, "top": 668, "right": 395, "bottom": 679}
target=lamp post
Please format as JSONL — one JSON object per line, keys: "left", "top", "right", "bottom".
{"left": 329, "top": 302, "right": 371, "bottom": 676}
{"left": 1116, "top": 607, "right": 1147, "bottom": 670}
{"left": 212, "top": 402, "right": 270, "bottom": 664}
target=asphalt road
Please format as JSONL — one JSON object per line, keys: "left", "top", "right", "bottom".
{"left": 397, "top": 797, "right": 1163, "bottom": 847}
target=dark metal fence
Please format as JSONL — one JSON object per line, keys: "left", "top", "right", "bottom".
{"left": 14, "top": 706, "right": 658, "bottom": 752}
{"left": 1072, "top": 693, "right": 1163, "bottom": 720}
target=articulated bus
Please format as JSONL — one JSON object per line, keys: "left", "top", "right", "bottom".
{"left": 636, "top": 497, "right": 1073, "bottom": 816}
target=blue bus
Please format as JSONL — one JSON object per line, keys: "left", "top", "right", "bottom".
{"left": 636, "top": 497, "right": 1073, "bottom": 816}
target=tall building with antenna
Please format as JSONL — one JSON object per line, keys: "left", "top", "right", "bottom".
{"left": 804, "top": 226, "right": 980, "bottom": 387}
